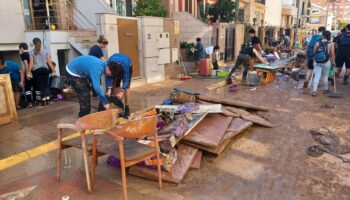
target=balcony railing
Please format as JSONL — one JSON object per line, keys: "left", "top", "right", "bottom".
{"left": 255, "top": 0, "right": 266, "bottom": 5}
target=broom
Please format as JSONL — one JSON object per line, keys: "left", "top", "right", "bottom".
{"left": 178, "top": 52, "right": 192, "bottom": 81}
{"left": 328, "top": 65, "right": 343, "bottom": 98}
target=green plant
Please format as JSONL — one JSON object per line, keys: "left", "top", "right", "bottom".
{"left": 338, "top": 20, "right": 347, "bottom": 30}
{"left": 134, "top": 0, "right": 167, "bottom": 17}
{"left": 199, "top": 3, "right": 209, "bottom": 22}
{"left": 208, "top": 0, "right": 236, "bottom": 23}
{"left": 180, "top": 41, "right": 195, "bottom": 55}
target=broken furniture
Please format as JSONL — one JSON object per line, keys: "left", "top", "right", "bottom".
{"left": 0, "top": 74, "right": 18, "bottom": 125}
{"left": 56, "top": 109, "right": 120, "bottom": 192}
{"left": 92, "top": 115, "right": 162, "bottom": 200}
{"left": 254, "top": 64, "right": 280, "bottom": 84}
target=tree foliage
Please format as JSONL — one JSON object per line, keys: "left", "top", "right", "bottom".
{"left": 208, "top": 0, "right": 236, "bottom": 23}
{"left": 134, "top": 0, "right": 167, "bottom": 17}
{"left": 338, "top": 20, "right": 347, "bottom": 30}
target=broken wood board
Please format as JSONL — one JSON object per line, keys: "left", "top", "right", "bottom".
{"left": 206, "top": 80, "right": 228, "bottom": 91}
{"left": 190, "top": 150, "right": 203, "bottom": 169}
{"left": 182, "top": 118, "right": 253, "bottom": 155}
{"left": 242, "top": 114, "right": 273, "bottom": 128}
{"left": 225, "top": 106, "right": 250, "bottom": 116}
{"left": 198, "top": 95, "right": 269, "bottom": 111}
{"left": 221, "top": 108, "right": 240, "bottom": 118}
{"left": 176, "top": 113, "right": 208, "bottom": 143}
{"left": 128, "top": 144, "right": 198, "bottom": 184}
{"left": 183, "top": 114, "right": 233, "bottom": 147}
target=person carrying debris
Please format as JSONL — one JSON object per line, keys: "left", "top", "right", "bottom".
{"left": 335, "top": 24, "right": 350, "bottom": 85}
{"left": 310, "top": 31, "right": 335, "bottom": 97}
{"left": 305, "top": 26, "right": 326, "bottom": 88}
{"left": 226, "top": 41, "right": 268, "bottom": 84}
{"left": 66, "top": 55, "right": 123, "bottom": 117}
{"left": 107, "top": 53, "right": 133, "bottom": 117}
{"left": 0, "top": 59, "right": 24, "bottom": 107}
{"left": 29, "top": 38, "right": 56, "bottom": 106}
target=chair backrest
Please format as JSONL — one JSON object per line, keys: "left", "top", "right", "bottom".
{"left": 75, "top": 109, "right": 120, "bottom": 132}
{"left": 114, "top": 115, "right": 158, "bottom": 139}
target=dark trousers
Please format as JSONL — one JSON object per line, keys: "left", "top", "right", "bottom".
{"left": 25, "top": 77, "right": 37, "bottom": 103}
{"left": 32, "top": 68, "right": 50, "bottom": 100}
{"left": 212, "top": 61, "right": 219, "bottom": 70}
{"left": 98, "top": 96, "right": 124, "bottom": 112}
{"left": 67, "top": 74, "right": 91, "bottom": 117}
{"left": 228, "top": 54, "right": 250, "bottom": 80}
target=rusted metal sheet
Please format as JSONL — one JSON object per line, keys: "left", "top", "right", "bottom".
{"left": 183, "top": 114, "right": 233, "bottom": 147}
{"left": 128, "top": 144, "right": 198, "bottom": 184}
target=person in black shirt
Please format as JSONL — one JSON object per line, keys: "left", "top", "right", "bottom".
{"left": 89, "top": 35, "right": 108, "bottom": 61}
{"left": 19, "top": 43, "right": 36, "bottom": 107}
{"left": 335, "top": 24, "right": 350, "bottom": 84}
{"left": 249, "top": 28, "right": 262, "bottom": 52}
{"left": 226, "top": 42, "right": 268, "bottom": 84}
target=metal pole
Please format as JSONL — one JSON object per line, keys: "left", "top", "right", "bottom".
{"left": 326, "top": 1, "right": 329, "bottom": 28}
{"left": 45, "top": 0, "right": 51, "bottom": 30}
{"left": 295, "top": 0, "right": 301, "bottom": 47}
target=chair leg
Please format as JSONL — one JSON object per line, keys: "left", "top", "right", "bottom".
{"left": 118, "top": 141, "right": 128, "bottom": 200}
{"left": 91, "top": 135, "right": 98, "bottom": 189}
{"left": 81, "top": 133, "right": 93, "bottom": 193}
{"left": 154, "top": 134, "right": 163, "bottom": 189}
{"left": 56, "top": 128, "right": 63, "bottom": 182}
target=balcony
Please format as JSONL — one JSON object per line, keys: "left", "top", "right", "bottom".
{"left": 282, "top": 5, "right": 298, "bottom": 16}
{"left": 255, "top": 0, "right": 265, "bottom": 4}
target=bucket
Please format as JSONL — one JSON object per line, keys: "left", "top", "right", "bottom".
{"left": 50, "top": 75, "right": 65, "bottom": 90}
{"left": 211, "top": 70, "right": 217, "bottom": 78}
{"left": 247, "top": 71, "right": 261, "bottom": 86}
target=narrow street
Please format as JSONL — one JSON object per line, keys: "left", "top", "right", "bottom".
{"left": 1, "top": 77, "right": 350, "bottom": 200}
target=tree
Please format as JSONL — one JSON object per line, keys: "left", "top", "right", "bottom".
{"left": 338, "top": 20, "right": 347, "bottom": 30}
{"left": 134, "top": 0, "right": 167, "bottom": 17}
{"left": 208, "top": 0, "right": 236, "bottom": 23}
{"left": 199, "top": 3, "right": 209, "bottom": 22}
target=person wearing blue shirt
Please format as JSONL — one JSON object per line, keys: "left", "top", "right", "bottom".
{"left": 0, "top": 60, "right": 24, "bottom": 107}
{"left": 107, "top": 53, "right": 133, "bottom": 116}
{"left": 66, "top": 55, "right": 122, "bottom": 117}
{"left": 89, "top": 35, "right": 108, "bottom": 98}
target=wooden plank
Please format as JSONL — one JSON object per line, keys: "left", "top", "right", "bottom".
{"left": 190, "top": 150, "right": 202, "bottom": 169}
{"left": 128, "top": 144, "right": 198, "bottom": 184}
{"left": 225, "top": 107, "right": 250, "bottom": 116}
{"left": 241, "top": 114, "right": 273, "bottom": 128}
{"left": 183, "top": 114, "right": 233, "bottom": 147}
{"left": 198, "top": 95, "right": 269, "bottom": 111}
{"left": 206, "top": 81, "right": 227, "bottom": 91}
{"left": 0, "top": 74, "right": 17, "bottom": 125}
{"left": 182, "top": 118, "right": 253, "bottom": 155}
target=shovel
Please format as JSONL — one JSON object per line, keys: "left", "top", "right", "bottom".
{"left": 328, "top": 67, "right": 343, "bottom": 98}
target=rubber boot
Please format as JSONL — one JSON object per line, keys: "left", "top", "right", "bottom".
{"left": 344, "top": 75, "right": 349, "bottom": 85}
{"left": 226, "top": 78, "right": 232, "bottom": 85}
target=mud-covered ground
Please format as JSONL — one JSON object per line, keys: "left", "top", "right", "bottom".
{"left": 0, "top": 77, "right": 350, "bottom": 200}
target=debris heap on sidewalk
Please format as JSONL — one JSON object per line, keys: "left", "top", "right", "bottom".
{"left": 114, "top": 87, "right": 274, "bottom": 183}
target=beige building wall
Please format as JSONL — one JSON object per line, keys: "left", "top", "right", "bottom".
{"left": 265, "top": 0, "right": 283, "bottom": 26}
{"left": 0, "top": 0, "right": 25, "bottom": 51}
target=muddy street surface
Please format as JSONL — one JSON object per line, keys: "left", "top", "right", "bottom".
{"left": 0, "top": 77, "right": 350, "bottom": 200}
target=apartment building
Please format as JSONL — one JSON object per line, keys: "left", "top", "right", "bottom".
{"left": 311, "top": 0, "right": 350, "bottom": 22}
{"left": 282, "top": 0, "right": 298, "bottom": 28}
{"left": 308, "top": 3, "right": 335, "bottom": 30}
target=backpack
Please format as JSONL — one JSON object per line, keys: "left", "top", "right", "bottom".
{"left": 338, "top": 32, "right": 350, "bottom": 47}
{"left": 307, "top": 34, "right": 322, "bottom": 59}
{"left": 314, "top": 41, "right": 330, "bottom": 63}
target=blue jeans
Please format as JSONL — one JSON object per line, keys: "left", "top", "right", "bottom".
{"left": 311, "top": 61, "right": 330, "bottom": 92}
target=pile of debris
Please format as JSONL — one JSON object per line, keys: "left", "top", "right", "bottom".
{"left": 123, "top": 88, "right": 273, "bottom": 183}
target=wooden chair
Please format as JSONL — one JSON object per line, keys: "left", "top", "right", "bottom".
{"left": 56, "top": 109, "right": 120, "bottom": 192}
{"left": 91, "top": 115, "right": 162, "bottom": 200}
